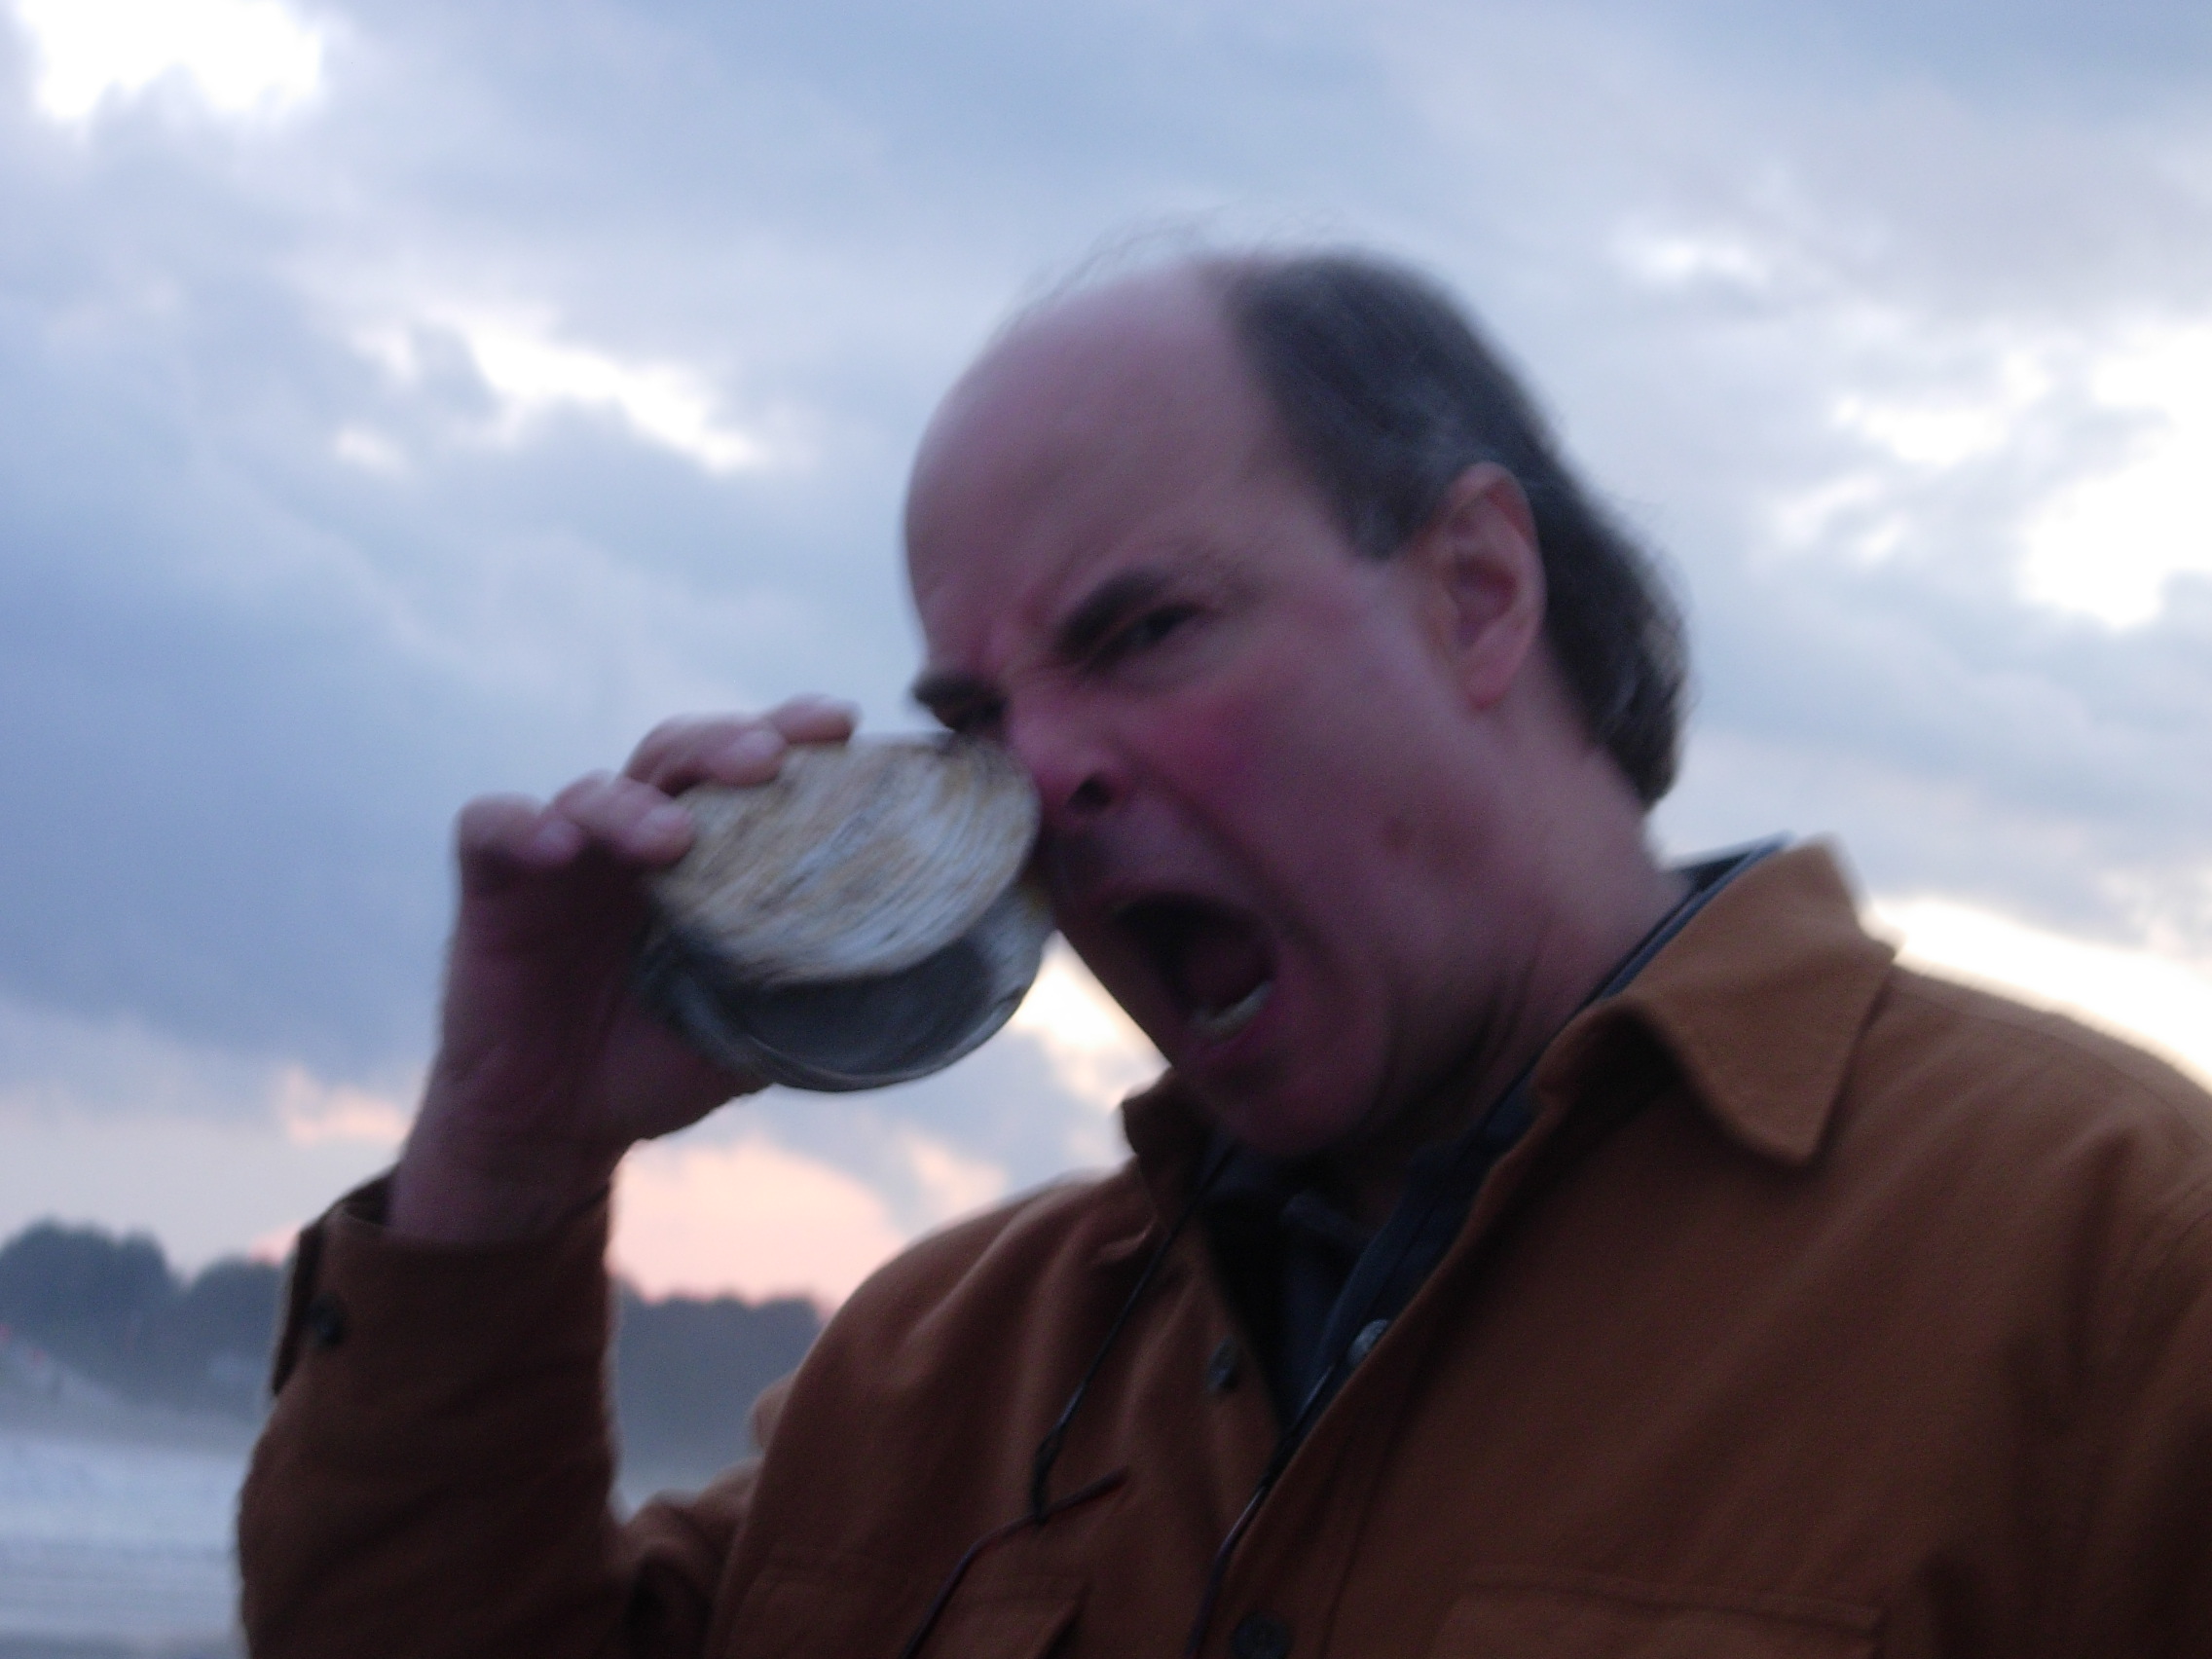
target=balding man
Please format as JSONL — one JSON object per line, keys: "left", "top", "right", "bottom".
{"left": 240, "top": 253, "right": 2212, "bottom": 1659}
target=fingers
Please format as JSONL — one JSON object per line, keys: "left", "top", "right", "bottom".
{"left": 456, "top": 696, "right": 862, "bottom": 897}
{"left": 455, "top": 794, "right": 564, "bottom": 899}
{"left": 767, "top": 695, "right": 859, "bottom": 745}
{"left": 551, "top": 770, "right": 695, "bottom": 857}
{"left": 454, "top": 778, "right": 693, "bottom": 898}
{"left": 625, "top": 695, "right": 859, "bottom": 793}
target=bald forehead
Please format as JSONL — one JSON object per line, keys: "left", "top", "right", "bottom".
{"left": 912, "top": 266, "right": 1253, "bottom": 490}
{"left": 903, "top": 265, "right": 1309, "bottom": 599}
{"left": 902, "top": 262, "right": 1318, "bottom": 716}
{"left": 998, "top": 264, "right": 1234, "bottom": 371}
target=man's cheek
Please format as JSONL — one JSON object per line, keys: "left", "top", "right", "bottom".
{"left": 1148, "top": 682, "right": 1274, "bottom": 798}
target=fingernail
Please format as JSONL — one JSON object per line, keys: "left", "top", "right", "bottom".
{"left": 528, "top": 818, "right": 582, "bottom": 861}
{"left": 644, "top": 802, "right": 691, "bottom": 838}
{"left": 724, "top": 728, "right": 786, "bottom": 766}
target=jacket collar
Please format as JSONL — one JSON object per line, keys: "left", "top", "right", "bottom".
{"left": 1120, "top": 839, "right": 1896, "bottom": 1224}
{"left": 1539, "top": 839, "right": 1895, "bottom": 1167}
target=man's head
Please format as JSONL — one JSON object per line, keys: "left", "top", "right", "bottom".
{"left": 903, "top": 250, "right": 1685, "bottom": 1158}
{"left": 1216, "top": 255, "right": 1685, "bottom": 805}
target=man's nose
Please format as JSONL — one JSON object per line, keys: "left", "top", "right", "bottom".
{"left": 1004, "top": 704, "right": 1123, "bottom": 832}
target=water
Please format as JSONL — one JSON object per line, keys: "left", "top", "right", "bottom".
{"left": 0, "top": 1431, "right": 241, "bottom": 1657}
{"left": 0, "top": 1411, "right": 701, "bottom": 1656}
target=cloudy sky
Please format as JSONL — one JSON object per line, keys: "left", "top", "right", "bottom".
{"left": 1, "top": 0, "right": 2207, "bottom": 1304}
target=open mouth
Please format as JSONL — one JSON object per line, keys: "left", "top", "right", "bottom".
{"left": 1115, "top": 896, "right": 1276, "bottom": 1043}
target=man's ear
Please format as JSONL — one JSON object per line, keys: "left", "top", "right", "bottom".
{"left": 1410, "top": 462, "right": 1545, "bottom": 711}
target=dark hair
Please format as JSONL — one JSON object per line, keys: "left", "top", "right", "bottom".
{"left": 1213, "top": 253, "right": 1688, "bottom": 805}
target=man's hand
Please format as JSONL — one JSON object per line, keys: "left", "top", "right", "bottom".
{"left": 389, "top": 697, "right": 859, "bottom": 1243}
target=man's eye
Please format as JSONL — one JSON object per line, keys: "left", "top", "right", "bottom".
{"left": 1106, "top": 606, "right": 1198, "bottom": 661}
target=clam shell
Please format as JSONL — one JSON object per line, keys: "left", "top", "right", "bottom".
{"left": 635, "top": 737, "right": 1051, "bottom": 1091}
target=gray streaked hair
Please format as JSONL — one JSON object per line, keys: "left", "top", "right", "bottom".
{"left": 1213, "top": 251, "right": 1689, "bottom": 805}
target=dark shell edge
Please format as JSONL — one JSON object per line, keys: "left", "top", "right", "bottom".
{"left": 634, "top": 906, "right": 1037, "bottom": 1093}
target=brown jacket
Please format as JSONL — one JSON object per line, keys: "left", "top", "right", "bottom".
{"left": 240, "top": 846, "right": 2212, "bottom": 1657}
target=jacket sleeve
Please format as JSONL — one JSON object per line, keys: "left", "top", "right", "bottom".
{"left": 2054, "top": 1197, "right": 2212, "bottom": 1658}
{"left": 238, "top": 1179, "right": 755, "bottom": 1659}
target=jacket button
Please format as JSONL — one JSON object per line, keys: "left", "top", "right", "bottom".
{"left": 1346, "top": 1317, "right": 1388, "bottom": 1366}
{"left": 1231, "top": 1612, "right": 1291, "bottom": 1659}
{"left": 1205, "top": 1336, "right": 1240, "bottom": 1394}
{"left": 303, "top": 1291, "right": 347, "bottom": 1350}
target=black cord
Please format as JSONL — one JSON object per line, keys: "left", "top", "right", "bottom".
{"left": 1027, "top": 1141, "right": 1235, "bottom": 1521}
{"left": 896, "top": 1143, "right": 1234, "bottom": 1659}
{"left": 892, "top": 1472, "right": 1126, "bottom": 1659}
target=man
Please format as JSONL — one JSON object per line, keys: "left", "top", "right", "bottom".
{"left": 240, "top": 252, "right": 2212, "bottom": 1657}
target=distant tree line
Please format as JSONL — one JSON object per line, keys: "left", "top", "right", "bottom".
{"left": 0, "top": 1221, "right": 280, "bottom": 1417}
{"left": 0, "top": 1221, "right": 823, "bottom": 1484}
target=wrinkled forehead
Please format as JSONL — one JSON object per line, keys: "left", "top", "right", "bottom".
{"left": 903, "top": 268, "right": 1285, "bottom": 653}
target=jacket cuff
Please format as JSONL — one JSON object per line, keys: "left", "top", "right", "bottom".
{"left": 266, "top": 1174, "right": 614, "bottom": 1454}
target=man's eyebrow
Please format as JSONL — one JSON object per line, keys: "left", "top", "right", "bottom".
{"left": 1053, "top": 569, "right": 1176, "bottom": 663}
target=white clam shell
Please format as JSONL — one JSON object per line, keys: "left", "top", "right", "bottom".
{"left": 635, "top": 737, "right": 1051, "bottom": 1091}
{"left": 650, "top": 739, "right": 1038, "bottom": 985}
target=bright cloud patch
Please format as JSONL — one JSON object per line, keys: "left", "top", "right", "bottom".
{"left": 13, "top": 0, "right": 324, "bottom": 123}
{"left": 1010, "top": 941, "right": 1162, "bottom": 1115}
{"left": 1871, "top": 895, "right": 2212, "bottom": 1087}
{"left": 895, "top": 1128, "right": 1009, "bottom": 1221}
{"left": 2022, "top": 323, "right": 2212, "bottom": 628}
{"left": 0, "top": 995, "right": 404, "bottom": 1265}
{"left": 272, "top": 1064, "right": 412, "bottom": 1147}
{"left": 1611, "top": 225, "right": 1781, "bottom": 295}
{"left": 1832, "top": 351, "right": 2050, "bottom": 473}
{"left": 359, "top": 313, "right": 780, "bottom": 475}
{"left": 331, "top": 425, "right": 405, "bottom": 476}
{"left": 1617, "top": 204, "right": 2212, "bottom": 633}
{"left": 611, "top": 1134, "right": 910, "bottom": 1306}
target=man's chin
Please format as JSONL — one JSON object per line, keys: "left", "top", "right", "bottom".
{"left": 1183, "top": 1079, "right": 1364, "bottom": 1162}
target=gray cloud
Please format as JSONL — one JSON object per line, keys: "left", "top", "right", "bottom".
{"left": 0, "top": 0, "right": 2206, "bottom": 1181}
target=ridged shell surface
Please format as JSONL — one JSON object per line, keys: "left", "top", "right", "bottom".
{"left": 647, "top": 738, "right": 1040, "bottom": 987}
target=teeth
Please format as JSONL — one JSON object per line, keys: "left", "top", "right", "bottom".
{"left": 1190, "top": 980, "right": 1272, "bottom": 1041}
